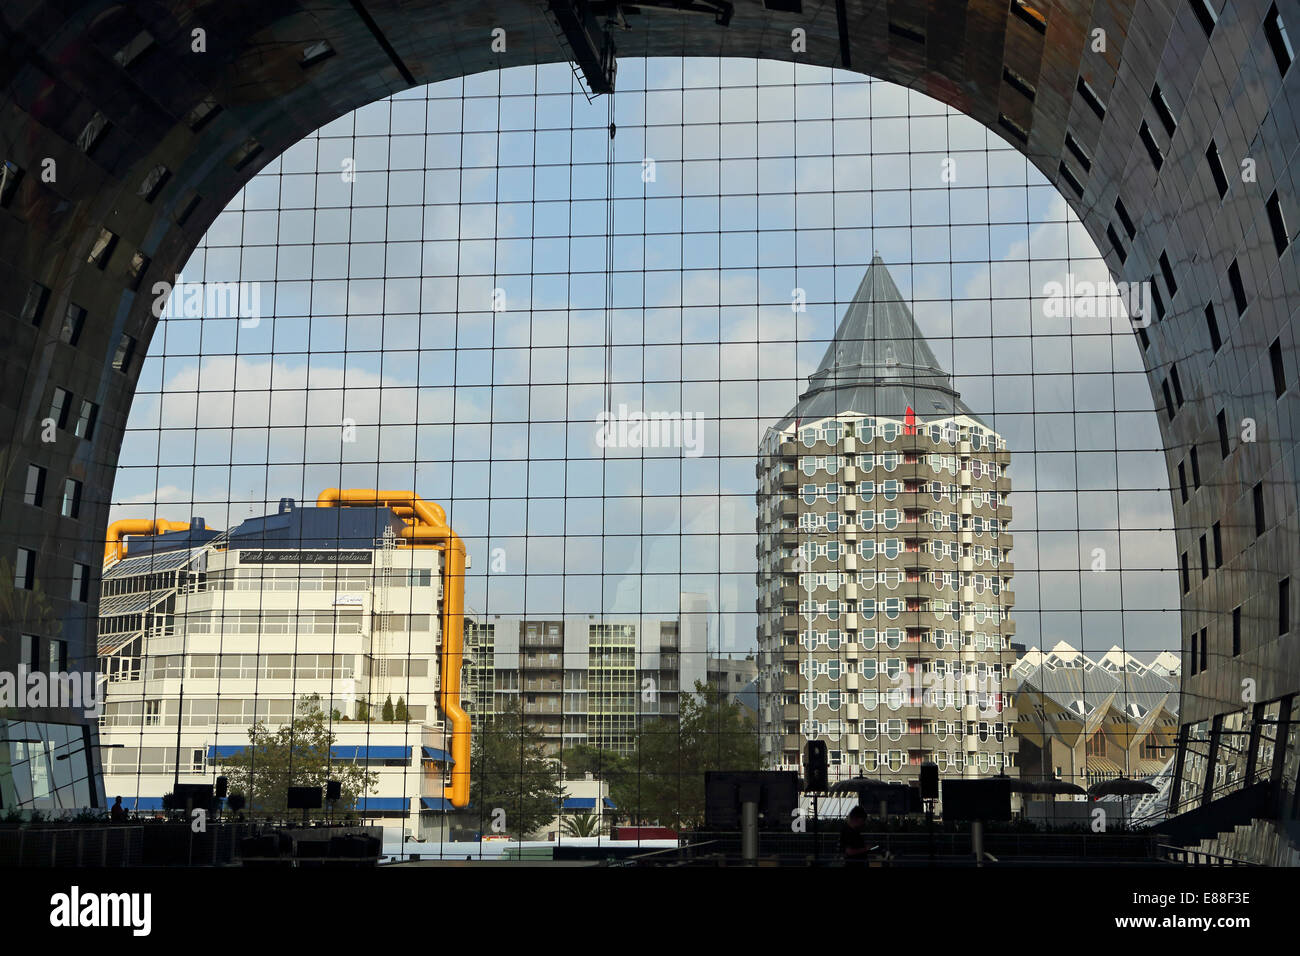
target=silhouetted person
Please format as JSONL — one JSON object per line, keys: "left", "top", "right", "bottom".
{"left": 839, "top": 805, "right": 870, "bottom": 866}
{"left": 109, "top": 796, "right": 126, "bottom": 823}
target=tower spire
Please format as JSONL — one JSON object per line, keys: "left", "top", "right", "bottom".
{"left": 782, "top": 257, "right": 981, "bottom": 427}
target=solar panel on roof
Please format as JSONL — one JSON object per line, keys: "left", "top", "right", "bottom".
{"left": 98, "top": 633, "right": 138, "bottom": 656}
{"left": 106, "top": 546, "right": 199, "bottom": 579}
{"left": 99, "top": 589, "right": 172, "bottom": 616}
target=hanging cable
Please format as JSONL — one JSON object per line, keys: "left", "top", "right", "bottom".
{"left": 604, "top": 89, "right": 617, "bottom": 415}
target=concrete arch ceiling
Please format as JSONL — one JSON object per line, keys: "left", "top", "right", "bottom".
{"left": 0, "top": 0, "right": 1297, "bottom": 790}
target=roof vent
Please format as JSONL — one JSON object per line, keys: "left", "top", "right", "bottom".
{"left": 278, "top": 497, "right": 295, "bottom": 514}
{"left": 190, "top": 517, "right": 205, "bottom": 530}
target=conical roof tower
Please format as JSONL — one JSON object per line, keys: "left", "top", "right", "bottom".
{"left": 779, "top": 255, "right": 981, "bottom": 427}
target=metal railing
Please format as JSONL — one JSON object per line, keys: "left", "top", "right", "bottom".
{"left": 0, "top": 825, "right": 145, "bottom": 867}
{"left": 1156, "top": 843, "right": 1260, "bottom": 867}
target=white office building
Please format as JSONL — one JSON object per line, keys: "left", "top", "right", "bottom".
{"left": 97, "top": 497, "right": 458, "bottom": 838}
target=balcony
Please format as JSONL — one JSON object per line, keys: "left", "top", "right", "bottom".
{"left": 780, "top": 499, "right": 799, "bottom": 517}
{"left": 893, "top": 460, "right": 931, "bottom": 482}
{"left": 523, "top": 701, "right": 562, "bottom": 715}
{"left": 779, "top": 470, "right": 798, "bottom": 489}
{"left": 902, "top": 549, "right": 936, "bottom": 571}
{"left": 521, "top": 635, "right": 563, "bottom": 649}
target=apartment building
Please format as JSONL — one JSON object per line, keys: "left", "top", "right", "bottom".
{"left": 756, "top": 257, "right": 1019, "bottom": 786}
{"left": 464, "top": 593, "right": 712, "bottom": 754}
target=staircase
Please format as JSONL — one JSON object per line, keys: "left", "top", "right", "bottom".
{"left": 1151, "top": 781, "right": 1300, "bottom": 865}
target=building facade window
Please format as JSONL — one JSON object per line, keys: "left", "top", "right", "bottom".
{"left": 15, "top": 547, "right": 35, "bottom": 590}
{"left": 74, "top": 399, "right": 98, "bottom": 440}
{"left": 71, "top": 562, "right": 89, "bottom": 603}
{"left": 24, "top": 463, "right": 46, "bottom": 507}
{"left": 61, "top": 478, "right": 82, "bottom": 519}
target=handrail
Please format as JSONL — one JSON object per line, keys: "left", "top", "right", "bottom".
{"left": 315, "top": 488, "right": 470, "bottom": 808}
{"left": 1155, "top": 843, "right": 1260, "bottom": 866}
{"left": 1131, "top": 769, "right": 1273, "bottom": 830}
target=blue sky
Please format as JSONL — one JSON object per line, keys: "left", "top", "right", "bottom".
{"left": 111, "top": 58, "right": 1178, "bottom": 655}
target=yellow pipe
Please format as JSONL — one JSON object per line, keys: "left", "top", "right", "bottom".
{"left": 316, "top": 488, "right": 471, "bottom": 808}
{"left": 103, "top": 518, "right": 193, "bottom": 564}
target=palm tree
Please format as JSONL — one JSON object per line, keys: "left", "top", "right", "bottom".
{"left": 560, "top": 811, "right": 601, "bottom": 838}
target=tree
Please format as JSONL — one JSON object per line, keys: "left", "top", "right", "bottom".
{"left": 470, "top": 704, "right": 564, "bottom": 838}
{"left": 626, "top": 680, "right": 760, "bottom": 830}
{"left": 394, "top": 696, "right": 408, "bottom": 721}
{"left": 561, "top": 743, "right": 620, "bottom": 779}
{"left": 560, "top": 811, "right": 601, "bottom": 838}
{"left": 560, "top": 743, "right": 638, "bottom": 823}
{"left": 382, "top": 695, "right": 395, "bottom": 722}
{"left": 217, "top": 695, "right": 377, "bottom": 819}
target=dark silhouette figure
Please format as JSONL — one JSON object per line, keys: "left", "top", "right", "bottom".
{"left": 839, "top": 805, "right": 870, "bottom": 866}
{"left": 109, "top": 796, "right": 127, "bottom": 823}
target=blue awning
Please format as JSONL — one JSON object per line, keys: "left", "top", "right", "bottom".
{"left": 420, "top": 797, "right": 457, "bottom": 811}
{"left": 331, "top": 745, "right": 410, "bottom": 761}
{"left": 207, "top": 745, "right": 248, "bottom": 759}
{"left": 126, "top": 797, "right": 165, "bottom": 810}
{"left": 353, "top": 797, "right": 409, "bottom": 811}
{"left": 420, "top": 746, "right": 454, "bottom": 764}
{"left": 558, "top": 797, "right": 618, "bottom": 810}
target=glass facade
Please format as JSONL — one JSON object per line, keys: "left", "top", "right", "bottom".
{"left": 97, "top": 59, "right": 1178, "bottom": 835}
{"left": 0, "top": 720, "right": 99, "bottom": 812}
